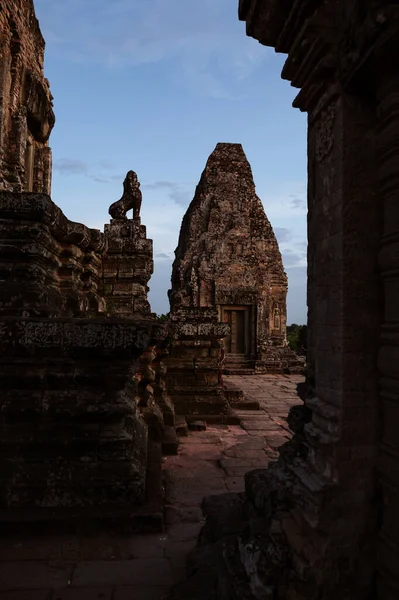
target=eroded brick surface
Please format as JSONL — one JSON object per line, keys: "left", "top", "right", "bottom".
{"left": 168, "top": 143, "right": 302, "bottom": 374}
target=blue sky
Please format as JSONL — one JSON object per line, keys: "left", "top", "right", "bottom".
{"left": 34, "top": 0, "right": 307, "bottom": 324}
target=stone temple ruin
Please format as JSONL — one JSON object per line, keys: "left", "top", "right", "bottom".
{"left": 0, "top": 0, "right": 293, "bottom": 532}
{"left": 170, "top": 142, "right": 301, "bottom": 374}
{"left": 1, "top": 0, "right": 399, "bottom": 599}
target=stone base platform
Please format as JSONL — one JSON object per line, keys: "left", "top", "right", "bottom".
{"left": 222, "top": 380, "right": 260, "bottom": 411}
{"left": 0, "top": 440, "right": 165, "bottom": 536}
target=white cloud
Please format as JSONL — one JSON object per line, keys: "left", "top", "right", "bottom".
{"left": 35, "top": 0, "right": 269, "bottom": 97}
{"left": 54, "top": 158, "right": 88, "bottom": 175}
{"left": 143, "top": 181, "right": 194, "bottom": 207}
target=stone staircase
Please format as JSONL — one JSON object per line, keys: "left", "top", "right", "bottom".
{"left": 223, "top": 354, "right": 256, "bottom": 375}
{"left": 224, "top": 350, "right": 305, "bottom": 375}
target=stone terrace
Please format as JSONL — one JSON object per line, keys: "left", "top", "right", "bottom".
{"left": 0, "top": 375, "right": 303, "bottom": 600}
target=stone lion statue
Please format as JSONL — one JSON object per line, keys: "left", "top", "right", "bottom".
{"left": 109, "top": 170, "right": 142, "bottom": 219}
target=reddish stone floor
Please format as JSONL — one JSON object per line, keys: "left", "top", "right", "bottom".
{"left": 0, "top": 375, "right": 303, "bottom": 599}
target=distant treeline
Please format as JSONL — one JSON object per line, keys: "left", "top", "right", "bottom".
{"left": 287, "top": 324, "right": 307, "bottom": 355}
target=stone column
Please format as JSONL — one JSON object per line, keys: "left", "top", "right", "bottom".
{"left": 0, "top": 30, "right": 12, "bottom": 188}
{"left": 153, "top": 344, "right": 176, "bottom": 427}
{"left": 285, "top": 83, "right": 382, "bottom": 598}
{"left": 102, "top": 217, "right": 154, "bottom": 319}
{"left": 376, "top": 71, "right": 399, "bottom": 599}
{"left": 41, "top": 146, "right": 52, "bottom": 195}
{"left": 165, "top": 308, "right": 231, "bottom": 419}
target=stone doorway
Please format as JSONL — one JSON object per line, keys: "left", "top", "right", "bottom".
{"left": 222, "top": 306, "right": 249, "bottom": 356}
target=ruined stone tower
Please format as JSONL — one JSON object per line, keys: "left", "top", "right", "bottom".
{"left": 170, "top": 142, "right": 297, "bottom": 372}
{"left": 0, "top": 0, "right": 55, "bottom": 193}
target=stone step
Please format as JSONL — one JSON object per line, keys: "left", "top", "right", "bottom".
{"left": 173, "top": 397, "right": 231, "bottom": 416}
{"left": 224, "top": 368, "right": 256, "bottom": 375}
{"left": 232, "top": 399, "right": 260, "bottom": 411}
{"left": 175, "top": 414, "right": 189, "bottom": 437}
{"left": 223, "top": 385, "right": 245, "bottom": 403}
{"left": 188, "top": 420, "right": 207, "bottom": 431}
{"left": 184, "top": 413, "right": 241, "bottom": 425}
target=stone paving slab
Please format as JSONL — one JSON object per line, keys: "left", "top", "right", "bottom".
{"left": 0, "top": 562, "right": 73, "bottom": 590}
{"left": 0, "top": 593, "right": 52, "bottom": 600}
{"left": 113, "top": 587, "right": 168, "bottom": 600}
{"left": 53, "top": 588, "right": 113, "bottom": 600}
{"left": 0, "top": 374, "right": 303, "bottom": 600}
{"left": 72, "top": 558, "right": 173, "bottom": 587}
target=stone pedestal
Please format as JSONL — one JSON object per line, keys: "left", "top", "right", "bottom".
{"left": 103, "top": 217, "right": 154, "bottom": 319}
{"left": 165, "top": 308, "right": 231, "bottom": 418}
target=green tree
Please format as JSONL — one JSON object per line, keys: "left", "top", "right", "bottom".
{"left": 156, "top": 313, "right": 169, "bottom": 323}
{"left": 286, "top": 324, "right": 307, "bottom": 355}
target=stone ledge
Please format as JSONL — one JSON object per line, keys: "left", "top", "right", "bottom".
{"left": 168, "top": 323, "right": 229, "bottom": 339}
{"left": 0, "top": 317, "right": 167, "bottom": 355}
{"left": 0, "top": 192, "right": 106, "bottom": 253}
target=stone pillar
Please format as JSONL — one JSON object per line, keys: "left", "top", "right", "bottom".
{"left": 135, "top": 344, "right": 165, "bottom": 441}
{"left": 290, "top": 85, "right": 381, "bottom": 598}
{"left": 165, "top": 308, "right": 231, "bottom": 419}
{"left": 0, "top": 30, "right": 12, "bottom": 188}
{"left": 165, "top": 4, "right": 386, "bottom": 599}
{"left": 376, "top": 71, "right": 399, "bottom": 599}
{"left": 153, "top": 344, "right": 176, "bottom": 427}
{"left": 102, "top": 217, "right": 154, "bottom": 319}
{"left": 41, "top": 146, "right": 52, "bottom": 195}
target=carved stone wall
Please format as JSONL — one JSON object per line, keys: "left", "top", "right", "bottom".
{"left": 0, "top": 191, "right": 166, "bottom": 530}
{"left": 0, "top": 0, "right": 55, "bottom": 193}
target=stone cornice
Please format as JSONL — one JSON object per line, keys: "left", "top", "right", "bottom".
{"left": 340, "top": 7, "right": 399, "bottom": 92}
{"left": 239, "top": 1, "right": 399, "bottom": 112}
{"left": 0, "top": 316, "right": 167, "bottom": 356}
{"left": 238, "top": 0, "right": 295, "bottom": 48}
{"left": 0, "top": 192, "right": 106, "bottom": 253}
